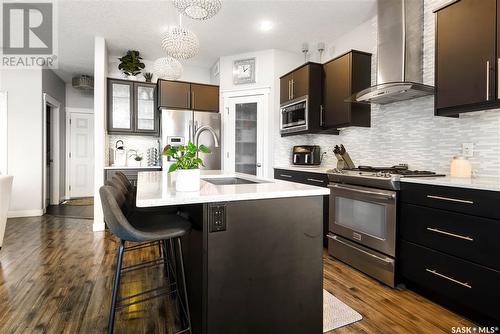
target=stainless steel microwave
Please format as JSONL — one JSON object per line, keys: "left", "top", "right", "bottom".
{"left": 280, "top": 96, "right": 308, "bottom": 135}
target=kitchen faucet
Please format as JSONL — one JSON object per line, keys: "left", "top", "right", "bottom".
{"left": 194, "top": 125, "right": 219, "bottom": 148}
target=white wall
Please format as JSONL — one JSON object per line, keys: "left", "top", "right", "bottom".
{"left": 107, "top": 57, "right": 212, "bottom": 84}
{"left": 0, "top": 69, "right": 44, "bottom": 217}
{"left": 274, "top": 1, "right": 500, "bottom": 177}
{"left": 93, "top": 37, "right": 108, "bottom": 231}
{"left": 66, "top": 84, "right": 94, "bottom": 109}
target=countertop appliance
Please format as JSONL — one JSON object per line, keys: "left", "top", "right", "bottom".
{"left": 292, "top": 145, "right": 321, "bottom": 165}
{"left": 161, "top": 109, "right": 221, "bottom": 170}
{"left": 280, "top": 96, "right": 308, "bottom": 135}
{"left": 326, "top": 164, "right": 444, "bottom": 287}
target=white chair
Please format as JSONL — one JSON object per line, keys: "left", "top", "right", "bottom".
{"left": 0, "top": 175, "right": 13, "bottom": 249}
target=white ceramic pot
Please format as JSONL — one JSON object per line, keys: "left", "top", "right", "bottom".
{"left": 127, "top": 75, "right": 138, "bottom": 81}
{"left": 176, "top": 168, "right": 200, "bottom": 192}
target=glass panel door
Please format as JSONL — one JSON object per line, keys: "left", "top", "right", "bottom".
{"left": 111, "top": 82, "right": 132, "bottom": 130}
{"left": 235, "top": 102, "right": 257, "bottom": 175}
{"left": 136, "top": 84, "right": 156, "bottom": 131}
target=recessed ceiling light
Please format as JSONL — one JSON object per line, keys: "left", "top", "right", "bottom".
{"left": 259, "top": 20, "right": 274, "bottom": 32}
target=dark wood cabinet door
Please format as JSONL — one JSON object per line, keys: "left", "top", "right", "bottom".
{"left": 191, "top": 84, "right": 219, "bottom": 112}
{"left": 323, "top": 53, "right": 351, "bottom": 127}
{"left": 280, "top": 74, "right": 293, "bottom": 104}
{"left": 435, "top": 0, "right": 496, "bottom": 111}
{"left": 158, "top": 80, "right": 191, "bottom": 109}
{"left": 134, "top": 82, "right": 159, "bottom": 135}
{"left": 292, "top": 65, "right": 310, "bottom": 100}
{"left": 107, "top": 79, "right": 134, "bottom": 133}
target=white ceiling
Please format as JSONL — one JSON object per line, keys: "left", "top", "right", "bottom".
{"left": 56, "top": 0, "right": 376, "bottom": 82}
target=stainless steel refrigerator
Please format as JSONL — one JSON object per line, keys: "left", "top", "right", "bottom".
{"left": 161, "top": 109, "right": 221, "bottom": 170}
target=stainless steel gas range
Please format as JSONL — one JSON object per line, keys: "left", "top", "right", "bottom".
{"left": 326, "top": 165, "right": 444, "bottom": 287}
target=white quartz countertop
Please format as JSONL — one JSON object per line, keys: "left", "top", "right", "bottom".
{"left": 104, "top": 166, "right": 161, "bottom": 170}
{"left": 401, "top": 176, "right": 500, "bottom": 192}
{"left": 274, "top": 165, "right": 333, "bottom": 174}
{"left": 136, "top": 170, "right": 329, "bottom": 207}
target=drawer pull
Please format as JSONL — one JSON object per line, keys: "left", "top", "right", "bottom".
{"left": 279, "top": 174, "right": 292, "bottom": 178}
{"left": 307, "top": 178, "right": 324, "bottom": 183}
{"left": 426, "top": 269, "right": 472, "bottom": 289}
{"left": 426, "top": 227, "right": 473, "bottom": 241}
{"left": 426, "top": 195, "right": 473, "bottom": 204}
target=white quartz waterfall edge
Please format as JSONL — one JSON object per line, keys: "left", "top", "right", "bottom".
{"left": 323, "top": 289, "right": 362, "bottom": 332}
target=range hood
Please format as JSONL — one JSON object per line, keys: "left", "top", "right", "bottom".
{"left": 350, "top": 0, "right": 434, "bottom": 105}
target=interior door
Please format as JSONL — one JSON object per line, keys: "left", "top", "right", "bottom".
{"left": 158, "top": 80, "right": 191, "bottom": 109}
{"left": 69, "top": 113, "right": 94, "bottom": 198}
{"left": 225, "top": 95, "right": 264, "bottom": 176}
{"left": 436, "top": 0, "right": 496, "bottom": 110}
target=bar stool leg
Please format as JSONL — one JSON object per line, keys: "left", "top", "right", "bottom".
{"left": 108, "top": 240, "right": 125, "bottom": 334}
{"left": 175, "top": 238, "right": 192, "bottom": 333}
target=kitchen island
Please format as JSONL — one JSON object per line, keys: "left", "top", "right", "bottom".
{"left": 136, "top": 170, "right": 329, "bottom": 334}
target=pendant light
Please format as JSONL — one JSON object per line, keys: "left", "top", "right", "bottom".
{"left": 153, "top": 57, "right": 183, "bottom": 80}
{"left": 173, "top": 0, "right": 222, "bottom": 20}
{"left": 161, "top": 15, "right": 199, "bottom": 60}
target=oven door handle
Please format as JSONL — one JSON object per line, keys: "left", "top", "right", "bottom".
{"left": 327, "top": 235, "right": 393, "bottom": 264}
{"left": 328, "top": 183, "right": 396, "bottom": 200}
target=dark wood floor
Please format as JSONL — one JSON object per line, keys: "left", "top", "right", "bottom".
{"left": 0, "top": 215, "right": 472, "bottom": 333}
{"left": 46, "top": 204, "right": 93, "bottom": 219}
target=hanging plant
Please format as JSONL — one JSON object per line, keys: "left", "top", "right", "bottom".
{"left": 118, "top": 50, "right": 145, "bottom": 77}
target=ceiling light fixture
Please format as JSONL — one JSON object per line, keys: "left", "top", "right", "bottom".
{"left": 173, "top": 0, "right": 222, "bottom": 20}
{"left": 153, "top": 57, "right": 183, "bottom": 80}
{"left": 161, "top": 25, "right": 200, "bottom": 60}
{"left": 259, "top": 20, "right": 274, "bottom": 32}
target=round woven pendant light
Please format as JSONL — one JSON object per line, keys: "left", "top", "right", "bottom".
{"left": 153, "top": 57, "right": 183, "bottom": 80}
{"left": 161, "top": 26, "right": 199, "bottom": 60}
{"left": 173, "top": 0, "right": 222, "bottom": 20}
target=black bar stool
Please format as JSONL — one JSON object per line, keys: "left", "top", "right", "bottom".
{"left": 100, "top": 185, "right": 192, "bottom": 334}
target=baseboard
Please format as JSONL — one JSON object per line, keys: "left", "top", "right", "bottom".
{"left": 92, "top": 222, "right": 106, "bottom": 232}
{"left": 7, "top": 209, "right": 44, "bottom": 218}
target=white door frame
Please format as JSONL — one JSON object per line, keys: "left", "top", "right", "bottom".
{"left": 65, "top": 107, "right": 93, "bottom": 200}
{"left": 0, "top": 91, "right": 7, "bottom": 176}
{"left": 42, "top": 93, "right": 61, "bottom": 209}
{"left": 222, "top": 87, "right": 270, "bottom": 177}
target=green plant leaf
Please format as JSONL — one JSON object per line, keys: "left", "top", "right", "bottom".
{"left": 199, "top": 144, "right": 211, "bottom": 153}
{"left": 168, "top": 163, "right": 178, "bottom": 173}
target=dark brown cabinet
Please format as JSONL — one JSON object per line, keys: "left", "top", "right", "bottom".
{"left": 158, "top": 80, "right": 191, "bottom": 110}
{"left": 399, "top": 182, "right": 500, "bottom": 325}
{"left": 158, "top": 79, "right": 219, "bottom": 112}
{"left": 107, "top": 79, "right": 159, "bottom": 136}
{"left": 279, "top": 63, "right": 332, "bottom": 135}
{"left": 323, "top": 50, "right": 371, "bottom": 128}
{"left": 435, "top": 0, "right": 500, "bottom": 116}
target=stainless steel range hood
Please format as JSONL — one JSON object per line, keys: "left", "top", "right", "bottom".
{"left": 350, "top": 0, "right": 434, "bottom": 105}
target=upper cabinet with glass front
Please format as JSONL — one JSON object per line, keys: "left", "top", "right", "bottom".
{"left": 107, "top": 79, "right": 159, "bottom": 136}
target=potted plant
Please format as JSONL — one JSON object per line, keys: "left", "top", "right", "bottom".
{"left": 163, "top": 141, "right": 211, "bottom": 192}
{"left": 118, "top": 50, "right": 145, "bottom": 80}
{"left": 143, "top": 72, "right": 153, "bottom": 83}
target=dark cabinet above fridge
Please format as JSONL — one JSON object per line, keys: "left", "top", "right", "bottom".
{"left": 158, "top": 79, "right": 219, "bottom": 112}
{"left": 435, "top": 0, "right": 500, "bottom": 116}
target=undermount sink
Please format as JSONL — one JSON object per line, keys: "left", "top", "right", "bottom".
{"left": 202, "top": 177, "right": 266, "bottom": 185}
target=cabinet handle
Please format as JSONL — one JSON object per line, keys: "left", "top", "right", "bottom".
{"left": 280, "top": 174, "right": 292, "bottom": 178}
{"left": 426, "top": 227, "right": 474, "bottom": 242}
{"left": 291, "top": 79, "right": 295, "bottom": 99}
{"left": 307, "top": 178, "right": 324, "bottom": 183}
{"left": 426, "top": 195, "right": 473, "bottom": 204}
{"left": 288, "top": 80, "right": 292, "bottom": 100}
{"left": 497, "top": 58, "right": 500, "bottom": 99}
{"left": 425, "top": 269, "right": 472, "bottom": 289}
{"left": 187, "top": 91, "right": 190, "bottom": 108}
{"left": 320, "top": 105, "right": 325, "bottom": 126}
{"left": 486, "top": 60, "right": 490, "bottom": 100}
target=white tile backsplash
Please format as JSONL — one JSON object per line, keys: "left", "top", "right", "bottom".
{"left": 274, "top": 0, "right": 500, "bottom": 177}
{"left": 107, "top": 135, "right": 161, "bottom": 167}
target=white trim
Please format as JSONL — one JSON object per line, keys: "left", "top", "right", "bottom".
{"left": 92, "top": 223, "right": 106, "bottom": 232}
{"left": 0, "top": 92, "right": 7, "bottom": 175}
{"left": 7, "top": 209, "right": 44, "bottom": 218}
{"left": 67, "top": 107, "right": 93, "bottom": 114}
{"left": 42, "top": 93, "right": 62, "bottom": 208}
{"left": 221, "top": 86, "right": 271, "bottom": 96}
